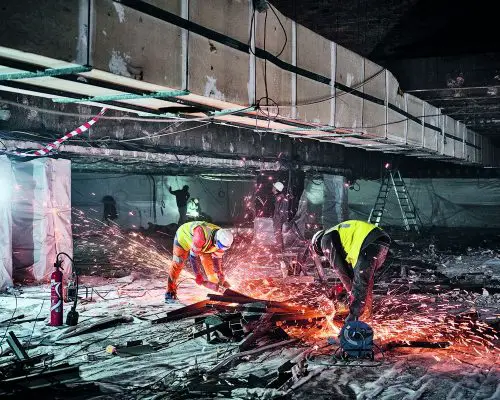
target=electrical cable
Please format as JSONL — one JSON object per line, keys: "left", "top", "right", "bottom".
{"left": 118, "top": 122, "right": 211, "bottom": 142}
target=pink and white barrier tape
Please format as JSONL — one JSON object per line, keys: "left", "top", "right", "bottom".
{"left": 11, "top": 107, "right": 107, "bottom": 157}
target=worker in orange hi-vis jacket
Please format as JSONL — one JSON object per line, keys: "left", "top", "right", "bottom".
{"left": 165, "top": 221, "right": 234, "bottom": 302}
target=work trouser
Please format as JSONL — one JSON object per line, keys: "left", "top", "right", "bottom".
{"left": 273, "top": 218, "right": 285, "bottom": 254}
{"left": 177, "top": 205, "right": 187, "bottom": 225}
{"left": 322, "top": 231, "right": 389, "bottom": 320}
{"left": 167, "top": 237, "right": 219, "bottom": 292}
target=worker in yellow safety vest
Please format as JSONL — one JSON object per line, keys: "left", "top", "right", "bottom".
{"left": 166, "top": 221, "right": 234, "bottom": 302}
{"left": 311, "top": 220, "right": 391, "bottom": 321}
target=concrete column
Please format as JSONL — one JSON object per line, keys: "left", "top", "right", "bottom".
{"left": 322, "top": 174, "right": 348, "bottom": 227}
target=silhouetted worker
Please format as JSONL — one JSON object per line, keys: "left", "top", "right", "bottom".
{"left": 169, "top": 185, "right": 190, "bottom": 224}
{"left": 102, "top": 195, "right": 118, "bottom": 225}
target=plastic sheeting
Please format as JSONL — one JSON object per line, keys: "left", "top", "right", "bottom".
{"left": 11, "top": 158, "right": 72, "bottom": 282}
{"left": 349, "top": 179, "right": 500, "bottom": 228}
{"left": 0, "top": 156, "right": 13, "bottom": 290}
{"left": 322, "top": 174, "right": 348, "bottom": 228}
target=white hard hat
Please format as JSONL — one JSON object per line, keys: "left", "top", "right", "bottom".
{"left": 273, "top": 181, "right": 284, "bottom": 192}
{"left": 215, "top": 229, "right": 234, "bottom": 250}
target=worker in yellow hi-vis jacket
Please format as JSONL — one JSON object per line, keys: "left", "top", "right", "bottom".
{"left": 311, "top": 220, "right": 391, "bottom": 321}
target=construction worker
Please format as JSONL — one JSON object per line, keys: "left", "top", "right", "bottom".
{"left": 165, "top": 221, "right": 234, "bottom": 302}
{"left": 272, "top": 181, "right": 289, "bottom": 253}
{"left": 169, "top": 185, "right": 190, "bottom": 224}
{"left": 311, "top": 220, "right": 391, "bottom": 321}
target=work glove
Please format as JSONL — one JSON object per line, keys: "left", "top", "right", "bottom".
{"left": 195, "top": 273, "right": 204, "bottom": 285}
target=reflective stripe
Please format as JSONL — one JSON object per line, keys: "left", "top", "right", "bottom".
{"left": 173, "top": 255, "right": 183, "bottom": 263}
{"left": 176, "top": 221, "right": 221, "bottom": 253}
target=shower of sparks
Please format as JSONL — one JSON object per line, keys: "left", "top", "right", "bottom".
{"left": 72, "top": 208, "right": 498, "bottom": 360}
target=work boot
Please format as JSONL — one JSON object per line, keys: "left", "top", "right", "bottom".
{"left": 164, "top": 291, "right": 178, "bottom": 303}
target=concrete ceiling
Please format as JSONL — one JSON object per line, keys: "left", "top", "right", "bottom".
{"left": 270, "top": 0, "right": 500, "bottom": 144}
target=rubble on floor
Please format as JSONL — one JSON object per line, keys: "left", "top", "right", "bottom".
{"left": 1, "top": 233, "right": 499, "bottom": 399}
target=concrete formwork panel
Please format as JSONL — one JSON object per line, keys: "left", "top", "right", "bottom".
{"left": 296, "top": 76, "right": 330, "bottom": 125}
{"left": 94, "top": 0, "right": 183, "bottom": 88}
{"left": 423, "top": 103, "right": 439, "bottom": 152}
{"left": 189, "top": 33, "right": 250, "bottom": 105}
{"left": 386, "top": 71, "right": 405, "bottom": 143}
{"left": 0, "top": 0, "right": 78, "bottom": 62}
{"left": 143, "top": 0, "right": 182, "bottom": 15}
{"left": 455, "top": 122, "right": 465, "bottom": 159}
{"left": 443, "top": 116, "right": 455, "bottom": 157}
{"left": 475, "top": 133, "right": 482, "bottom": 164}
{"left": 465, "top": 128, "right": 475, "bottom": 162}
{"left": 406, "top": 94, "right": 424, "bottom": 146}
{"left": 335, "top": 45, "right": 363, "bottom": 88}
{"left": 362, "top": 59, "right": 386, "bottom": 138}
{"left": 335, "top": 93, "right": 363, "bottom": 130}
{"left": 334, "top": 45, "right": 364, "bottom": 131}
{"left": 255, "top": 6, "right": 292, "bottom": 64}
{"left": 482, "top": 136, "right": 491, "bottom": 166}
{"left": 190, "top": 0, "right": 249, "bottom": 43}
{"left": 255, "top": 60, "right": 292, "bottom": 118}
{"left": 296, "top": 25, "right": 331, "bottom": 78}
{"left": 362, "top": 100, "right": 385, "bottom": 138}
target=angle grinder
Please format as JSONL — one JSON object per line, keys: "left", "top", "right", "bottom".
{"left": 338, "top": 320, "right": 374, "bottom": 360}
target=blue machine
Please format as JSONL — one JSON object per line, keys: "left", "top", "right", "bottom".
{"left": 339, "top": 320, "right": 374, "bottom": 359}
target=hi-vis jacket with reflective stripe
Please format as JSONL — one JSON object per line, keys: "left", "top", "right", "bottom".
{"left": 325, "top": 220, "right": 378, "bottom": 267}
{"left": 176, "top": 221, "right": 221, "bottom": 255}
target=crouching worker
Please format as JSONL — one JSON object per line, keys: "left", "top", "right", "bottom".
{"left": 311, "top": 220, "right": 391, "bottom": 321}
{"left": 165, "top": 221, "right": 234, "bottom": 302}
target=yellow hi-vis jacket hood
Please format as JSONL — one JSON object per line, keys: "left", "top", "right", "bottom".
{"left": 325, "top": 220, "right": 378, "bottom": 267}
{"left": 176, "top": 221, "right": 221, "bottom": 253}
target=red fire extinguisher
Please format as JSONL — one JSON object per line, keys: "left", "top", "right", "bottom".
{"left": 50, "top": 258, "right": 64, "bottom": 326}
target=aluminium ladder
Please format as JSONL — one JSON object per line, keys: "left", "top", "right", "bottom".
{"left": 368, "top": 169, "right": 421, "bottom": 233}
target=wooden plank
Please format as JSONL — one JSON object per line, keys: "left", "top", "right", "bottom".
{"left": 151, "top": 300, "right": 211, "bottom": 324}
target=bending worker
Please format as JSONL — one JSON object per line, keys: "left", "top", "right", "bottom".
{"left": 311, "top": 220, "right": 391, "bottom": 321}
{"left": 166, "top": 221, "right": 234, "bottom": 302}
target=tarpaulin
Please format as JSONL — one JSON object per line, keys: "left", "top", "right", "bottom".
{"left": 0, "top": 155, "right": 13, "bottom": 290}
{"left": 11, "top": 158, "right": 72, "bottom": 282}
